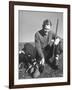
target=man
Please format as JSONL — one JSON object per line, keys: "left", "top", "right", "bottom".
{"left": 35, "top": 19, "right": 62, "bottom": 68}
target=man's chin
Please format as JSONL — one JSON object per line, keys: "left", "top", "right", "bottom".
{"left": 44, "top": 31, "right": 49, "bottom": 34}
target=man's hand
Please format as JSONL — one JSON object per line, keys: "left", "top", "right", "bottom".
{"left": 54, "top": 38, "right": 60, "bottom": 45}
{"left": 40, "top": 58, "right": 45, "bottom": 66}
{"left": 49, "top": 39, "right": 54, "bottom": 46}
{"left": 49, "top": 38, "right": 60, "bottom": 46}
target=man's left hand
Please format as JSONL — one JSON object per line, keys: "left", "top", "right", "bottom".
{"left": 54, "top": 38, "right": 60, "bottom": 45}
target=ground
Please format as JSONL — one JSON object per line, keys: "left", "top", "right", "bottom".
{"left": 19, "top": 42, "right": 63, "bottom": 79}
{"left": 19, "top": 53, "right": 63, "bottom": 79}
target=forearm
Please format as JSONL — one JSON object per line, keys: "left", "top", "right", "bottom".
{"left": 35, "top": 42, "right": 44, "bottom": 59}
{"left": 35, "top": 43, "right": 45, "bottom": 65}
{"left": 35, "top": 33, "right": 44, "bottom": 59}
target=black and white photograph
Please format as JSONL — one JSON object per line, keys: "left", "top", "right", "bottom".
{"left": 9, "top": 1, "right": 70, "bottom": 88}
{"left": 19, "top": 11, "right": 63, "bottom": 79}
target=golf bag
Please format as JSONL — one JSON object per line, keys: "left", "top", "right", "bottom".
{"left": 19, "top": 43, "right": 44, "bottom": 78}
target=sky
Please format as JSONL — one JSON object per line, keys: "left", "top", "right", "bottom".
{"left": 18, "top": 10, "right": 63, "bottom": 42}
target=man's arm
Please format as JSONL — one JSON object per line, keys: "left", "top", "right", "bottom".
{"left": 48, "top": 31, "right": 55, "bottom": 46}
{"left": 35, "top": 32, "right": 45, "bottom": 65}
{"left": 35, "top": 32, "right": 44, "bottom": 58}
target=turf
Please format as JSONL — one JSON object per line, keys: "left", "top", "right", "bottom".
{"left": 19, "top": 42, "right": 63, "bottom": 79}
{"left": 19, "top": 52, "right": 63, "bottom": 79}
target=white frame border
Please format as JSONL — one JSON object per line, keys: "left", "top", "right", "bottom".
{"left": 14, "top": 5, "right": 68, "bottom": 85}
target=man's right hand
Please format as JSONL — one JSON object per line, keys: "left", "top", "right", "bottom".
{"left": 40, "top": 58, "right": 45, "bottom": 66}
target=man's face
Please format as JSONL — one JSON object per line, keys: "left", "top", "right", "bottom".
{"left": 44, "top": 24, "right": 51, "bottom": 32}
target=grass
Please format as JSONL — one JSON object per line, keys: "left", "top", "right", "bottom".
{"left": 19, "top": 42, "right": 63, "bottom": 79}
{"left": 19, "top": 60, "right": 63, "bottom": 79}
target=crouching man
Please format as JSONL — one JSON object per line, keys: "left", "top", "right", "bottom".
{"left": 35, "top": 19, "right": 63, "bottom": 69}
